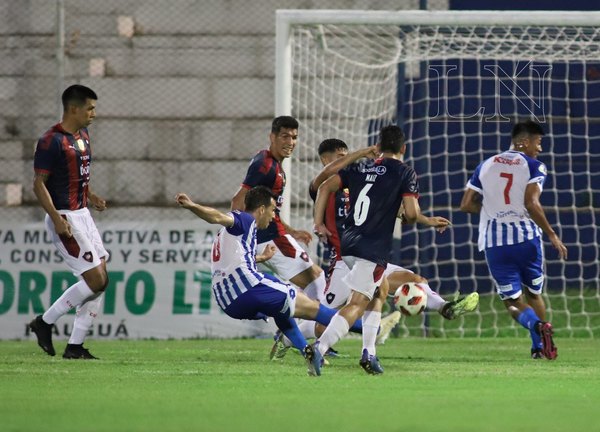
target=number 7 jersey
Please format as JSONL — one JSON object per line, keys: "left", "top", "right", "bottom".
{"left": 466, "top": 149, "right": 547, "bottom": 251}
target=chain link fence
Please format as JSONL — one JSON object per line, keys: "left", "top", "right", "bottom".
{"left": 0, "top": 0, "right": 446, "bottom": 224}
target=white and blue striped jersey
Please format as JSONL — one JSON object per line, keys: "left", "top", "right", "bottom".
{"left": 466, "top": 150, "right": 547, "bottom": 251}
{"left": 211, "top": 211, "right": 264, "bottom": 310}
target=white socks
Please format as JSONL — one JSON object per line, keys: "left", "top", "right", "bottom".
{"left": 362, "top": 310, "right": 381, "bottom": 356}
{"left": 302, "top": 271, "right": 326, "bottom": 301}
{"left": 43, "top": 280, "right": 94, "bottom": 325}
{"left": 316, "top": 313, "right": 349, "bottom": 356}
{"left": 420, "top": 283, "right": 446, "bottom": 311}
{"left": 69, "top": 293, "right": 103, "bottom": 345}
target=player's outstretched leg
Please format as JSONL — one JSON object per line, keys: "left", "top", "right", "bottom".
{"left": 538, "top": 321, "right": 558, "bottom": 360}
{"left": 359, "top": 348, "right": 384, "bottom": 375}
{"left": 375, "top": 310, "right": 401, "bottom": 345}
{"left": 28, "top": 315, "right": 55, "bottom": 356}
{"left": 440, "top": 292, "right": 479, "bottom": 320}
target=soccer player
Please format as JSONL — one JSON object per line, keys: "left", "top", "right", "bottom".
{"left": 311, "top": 139, "right": 476, "bottom": 318}
{"left": 230, "top": 116, "right": 326, "bottom": 301}
{"left": 312, "top": 125, "right": 447, "bottom": 375}
{"left": 460, "top": 120, "right": 567, "bottom": 360}
{"left": 175, "top": 186, "right": 363, "bottom": 376}
{"left": 28, "top": 85, "right": 109, "bottom": 360}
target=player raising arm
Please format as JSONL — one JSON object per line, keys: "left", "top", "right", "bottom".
{"left": 460, "top": 120, "right": 567, "bottom": 360}
{"left": 176, "top": 186, "right": 363, "bottom": 376}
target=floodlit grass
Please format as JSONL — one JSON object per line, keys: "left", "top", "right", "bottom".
{"left": 1, "top": 338, "right": 599, "bottom": 432}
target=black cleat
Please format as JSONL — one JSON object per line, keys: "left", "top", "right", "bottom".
{"left": 28, "top": 315, "right": 56, "bottom": 356}
{"left": 531, "top": 348, "right": 544, "bottom": 359}
{"left": 63, "top": 344, "right": 98, "bottom": 360}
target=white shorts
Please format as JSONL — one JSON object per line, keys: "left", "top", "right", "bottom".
{"left": 45, "top": 208, "right": 109, "bottom": 276}
{"left": 320, "top": 259, "right": 351, "bottom": 308}
{"left": 257, "top": 234, "right": 314, "bottom": 281}
{"left": 341, "top": 256, "right": 386, "bottom": 301}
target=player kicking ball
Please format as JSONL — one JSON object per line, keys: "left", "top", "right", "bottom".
{"left": 175, "top": 186, "right": 366, "bottom": 376}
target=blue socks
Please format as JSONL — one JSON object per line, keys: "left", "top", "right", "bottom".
{"left": 315, "top": 304, "right": 363, "bottom": 334}
{"left": 516, "top": 307, "right": 542, "bottom": 349}
{"left": 274, "top": 316, "right": 307, "bottom": 351}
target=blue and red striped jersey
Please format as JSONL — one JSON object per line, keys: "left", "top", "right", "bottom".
{"left": 309, "top": 184, "right": 349, "bottom": 264}
{"left": 241, "top": 150, "right": 287, "bottom": 243}
{"left": 34, "top": 123, "right": 92, "bottom": 211}
{"left": 339, "top": 157, "right": 419, "bottom": 267}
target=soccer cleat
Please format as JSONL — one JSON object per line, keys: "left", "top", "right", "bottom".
{"left": 324, "top": 347, "right": 340, "bottom": 358}
{"left": 304, "top": 343, "right": 323, "bottom": 377}
{"left": 376, "top": 311, "right": 401, "bottom": 345}
{"left": 62, "top": 344, "right": 98, "bottom": 360}
{"left": 28, "top": 315, "right": 56, "bottom": 356}
{"left": 269, "top": 330, "right": 290, "bottom": 360}
{"left": 359, "top": 349, "right": 384, "bottom": 375}
{"left": 440, "top": 292, "right": 480, "bottom": 320}
{"left": 531, "top": 348, "right": 544, "bottom": 359}
{"left": 538, "top": 321, "right": 558, "bottom": 360}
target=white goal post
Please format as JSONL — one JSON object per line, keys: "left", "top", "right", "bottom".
{"left": 275, "top": 10, "right": 600, "bottom": 338}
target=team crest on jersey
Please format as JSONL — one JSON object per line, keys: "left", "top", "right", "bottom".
{"left": 326, "top": 292, "right": 336, "bottom": 304}
{"left": 538, "top": 164, "right": 547, "bottom": 175}
{"left": 300, "top": 251, "right": 309, "bottom": 262}
{"left": 82, "top": 251, "right": 93, "bottom": 262}
{"left": 76, "top": 139, "right": 86, "bottom": 151}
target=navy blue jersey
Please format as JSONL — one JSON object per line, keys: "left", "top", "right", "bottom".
{"left": 34, "top": 123, "right": 92, "bottom": 211}
{"left": 339, "top": 157, "right": 419, "bottom": 266}
{"left": 241, "top": 150, "right": 286, "bottom": 243}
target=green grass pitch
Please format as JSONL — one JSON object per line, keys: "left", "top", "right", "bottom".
{"left": 1, "top": 338, "right": 600, "bottom": 432}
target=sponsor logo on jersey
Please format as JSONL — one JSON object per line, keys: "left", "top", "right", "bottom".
{"left": 360, "top": 165, "right": 387, "bottom": 175}
{"left": 493, "top": 156, "right": 521, "bottom": 165}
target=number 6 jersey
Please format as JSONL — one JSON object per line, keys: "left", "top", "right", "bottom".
{"left": 338, "top": 157, "right": 419, "bottom": 267}
{"left": 466, "top": 149, "right": 546, "bottom": 251}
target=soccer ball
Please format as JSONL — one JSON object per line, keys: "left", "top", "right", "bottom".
{"left": 392, "top": 282, "right": 427, "bottom": 316}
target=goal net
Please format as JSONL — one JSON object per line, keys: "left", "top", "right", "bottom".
{"left": 276, "top": 10, "right": 600, "bottom": 338}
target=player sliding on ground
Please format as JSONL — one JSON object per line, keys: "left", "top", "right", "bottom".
{"left": 175, "top": 186, "right": 364, "bottom": 376}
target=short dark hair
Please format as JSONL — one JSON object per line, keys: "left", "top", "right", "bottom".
{"left": 511, "top": 120, "right": 545, "bottom": 140}
{"left": 271, "top": 116, "right": 299, "bottom": 134}
{"left": 244, "top": 186, "right": 274, "bottom": 211}
{"left": 318, "top": 138, "right": 348, "bottom": 156}
{"left": 62, "top": 85, "right": 97, "bottom": 111}
{"left": 379, "top": 125, "right": 405, "bottom": 153}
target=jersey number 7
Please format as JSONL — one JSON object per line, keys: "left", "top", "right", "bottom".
{"left": 499, "top": 172, "right": 513, "bottom": 205}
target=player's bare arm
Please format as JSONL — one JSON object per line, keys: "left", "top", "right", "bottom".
{"left": 400, "top": 195, "right": 420, "bottom": 224}
{"left": 88, "top": 187, "right": 107, "bottom": 212}
{"left": 33, "top": 172, "right": 72, "bottom": 237}
{"left": 230, "top": 186, "right": 248, "bottom": 211}
{"left": 310, "top": 146, "right": 380, "bottom": 192}
{"left": 280, "top": 219, "right": 312, "bottom": 245}
{"left": 256, "top": 244, "right": 276, "bottom": 263}
{"left": 524, "top": 183, "right": 568, "bottom": 259}
{"left": 176, "top": 193, "right": 234, "bottom": 227}
{"left": 459, "top": 188, "right": 482, "bottom": 214}
{"left": 397, "top": 203, "right": 451, "bottom": 233}
{"left": 313, "top": 174, "right": 340, "bottom": 239}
